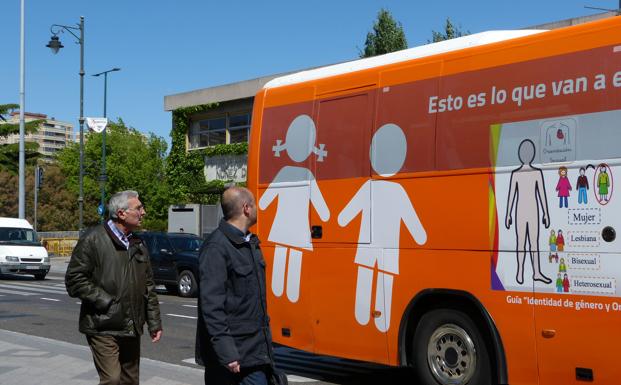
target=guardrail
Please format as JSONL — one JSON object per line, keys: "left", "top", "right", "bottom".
{"left": 41, "top": 238, "right": 78, "bottom": 256}
{"left": 39, "top": 231, "right": 80, "bottom": 256}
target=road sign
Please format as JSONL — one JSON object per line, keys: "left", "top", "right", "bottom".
{"left": 86, "top": 117, "right": 108, "bottom": 133}
{"left": 98, "top": 204, "right": 105, "bottom": 216}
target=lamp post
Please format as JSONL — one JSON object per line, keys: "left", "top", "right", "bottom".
{"left": 92, "top": 67, "right": 120, "bottom": 223}
{"left": 47, "top": 16, "right": 85, "bottom": 232}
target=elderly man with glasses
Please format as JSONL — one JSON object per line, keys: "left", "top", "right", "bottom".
{"left": 66, "top": 190, "right": 162, "bottom": 385}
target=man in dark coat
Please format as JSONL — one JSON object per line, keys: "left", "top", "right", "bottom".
{"left": 196, "top": 186, "right": 274, "bottom": 385}
{"left": 66, "top": 190, "right": 162, "bottom": 385}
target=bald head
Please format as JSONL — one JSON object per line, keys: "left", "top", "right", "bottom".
{"left": 221, "top": 187, "right": 255, "bottom": 221}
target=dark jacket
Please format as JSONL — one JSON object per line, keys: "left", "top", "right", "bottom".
{"left": 65, "top": 222, "right": 162, "bottom": 337}
{"left": 195, "top": 220, "right": 273, "bottom": 369}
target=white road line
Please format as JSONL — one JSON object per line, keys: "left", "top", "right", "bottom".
{"left": 8, "top": 282, "right": 68, "bottom": 292}
{"left": 40, "top": 297, "right": 61, "bottom": 302}
{"left": 182, "top": 304, "right": 197, "bottom": 308}
{"left": 182, "top": 358, "right": 198, "bottom": 365}
{"left": 76, "top": 302, "right": 82, "bottom": 305}
{"left": 166, "top": 313, "right": 197, "bottom": 320}
{"left": 0, "top": 288, "right": 35, "bottom": 296}
{"left": 0, "top": 283, "right": 67, "bottom": 295}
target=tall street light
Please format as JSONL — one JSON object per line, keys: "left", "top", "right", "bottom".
{"left": 92, "top": 67, "right": 121, "bottom": 223}
{"left": 47, "top": 16, "right": 85, "bottom": 232}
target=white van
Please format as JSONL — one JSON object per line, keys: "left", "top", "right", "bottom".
{"left": 0, "top": 218, "right": 50, "bottom": 280}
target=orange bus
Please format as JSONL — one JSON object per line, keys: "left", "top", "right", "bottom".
{"left": 248, "top": 17, "right": 621, "bottom": 385}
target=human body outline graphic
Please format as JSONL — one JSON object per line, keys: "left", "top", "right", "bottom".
{"left": 504, "top": 139, "right": 552, "bottom": 285}
{"left": 338, "top": 123, "right": 427, "bottom": 333}
{"left": 259, "top": 114, "right": 330, "bottom": 303}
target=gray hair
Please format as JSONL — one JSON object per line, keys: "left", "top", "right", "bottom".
{"left": 108, "top": 190, "right": 139, "bottom": 220}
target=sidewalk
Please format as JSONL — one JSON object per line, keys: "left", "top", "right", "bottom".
{"left": 0, "top": 329, "right": 204, "bottom": 385}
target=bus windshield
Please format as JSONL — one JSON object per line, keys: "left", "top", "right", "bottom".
{"left": 0, "top": 227, "right": 39, "bottom": 246}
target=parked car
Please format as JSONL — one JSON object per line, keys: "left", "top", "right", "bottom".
{"left": 0, "top": 218, "right": 50, "bottom": 280}
{"left": 137, "top": 232, "right": 204, "bottom": 297}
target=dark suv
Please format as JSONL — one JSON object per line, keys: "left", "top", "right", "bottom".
{"left": 137, "top": 232, "right": 203, "bottom": 297}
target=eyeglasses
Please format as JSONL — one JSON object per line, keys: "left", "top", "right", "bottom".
{"left": 125, "top": 204, "right": 144, "bottom": 212}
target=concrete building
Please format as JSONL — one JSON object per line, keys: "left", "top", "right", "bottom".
{"left": 1, "top": 112, "right": 74, "bottom": 161}
{"left": 163, "top": 12, "right": 616, "bottom": 183}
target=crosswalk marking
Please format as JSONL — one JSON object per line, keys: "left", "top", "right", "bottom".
{"left": 182, "top": 304, "right": 197, "bottom": 308}
{"left": 0, "top": 283, "right": 67, "bottom": 295}
{"left": 7, "top": 282, "right": 67, "bottom": 292}
{"left": 41, "top": 298, "right": 61, "bottom": 302}
{"left": 0, "top": 288, "right": 35, "bottom": 296}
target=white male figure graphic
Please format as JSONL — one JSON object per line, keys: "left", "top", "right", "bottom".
{"left": 259, "top": 114, "right": 330, "bottom": 303}
{"left": 338, "top": 124, "right": 427, "bottom": 332}
{"left": 505, "top": 139, "right": 552, "bottom": 285}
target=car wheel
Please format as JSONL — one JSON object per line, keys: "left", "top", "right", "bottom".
{"left": 412, "top": 309, "right": 492, "bottom": 385}
{"left": 33, "top": 273, "right": 47, "bottom": 280}
{"left": 177, "top": 270, "right": 197, "bottom": 298}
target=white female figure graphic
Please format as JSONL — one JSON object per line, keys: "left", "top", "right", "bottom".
{"left": 338, "top": 124, "right": 427, "bottom": 333}
{"left": 259, "top": 114, "right": 330, "bottom": 303}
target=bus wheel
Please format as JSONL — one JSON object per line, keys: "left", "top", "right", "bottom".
{"left": 412, "top": 309, "right": 491, "bottom": 385}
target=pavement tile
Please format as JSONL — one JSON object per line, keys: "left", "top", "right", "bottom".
{"left": 0, "top": 329, "right": 203, "bottom": 385}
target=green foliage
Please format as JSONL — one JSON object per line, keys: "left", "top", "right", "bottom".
{"left": 167, "top": 103, "right": 248, "bottom": 206}
{"left": 360, "top": 8, "right": 408, "bottom": 58}
{"left": 202, "top": 142, "right": 248, "bottom": 157}
{"left": 0, "top": 103, "right": 43, "bottom": 173}
{"left": 430, "top": 18, "right": 469, "bottom": 43}
{"left": 56, "top": 119, "right": 170, "bottom": 230}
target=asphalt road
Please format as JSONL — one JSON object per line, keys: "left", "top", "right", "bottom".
{"left": 0, "top": 264, "right": 416, "bottom": 385}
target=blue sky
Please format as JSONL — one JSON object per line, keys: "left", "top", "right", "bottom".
{"left": 1, "top": 1, "right": 615, "bottom": 148}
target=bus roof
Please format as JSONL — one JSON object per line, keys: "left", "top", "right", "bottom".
{"left": 264, "top": 30, "right": 545, "bottom": 89}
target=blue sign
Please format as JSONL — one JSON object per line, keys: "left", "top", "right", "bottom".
{"left": 98, "top": 204, "right": 105, "bottom": 216}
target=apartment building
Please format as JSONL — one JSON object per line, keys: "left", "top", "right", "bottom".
{"left": 2, "top": 112, "right": 74, "bottom": 161}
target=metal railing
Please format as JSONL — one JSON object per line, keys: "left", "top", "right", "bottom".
{"left": 38, "top": 231, "right": 79, "bottom": 256}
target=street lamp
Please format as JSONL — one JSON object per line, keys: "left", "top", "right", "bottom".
{"left": 92, "top": 67, "right": 121, "bottom": 223}
{"left": 47, "top": 16, "right": 85, "bottom": 232}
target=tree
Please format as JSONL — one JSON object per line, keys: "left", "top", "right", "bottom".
{"left": 56, "top": 119, "right": 171, "bottom": 230}
{"left": 35, "top": 164, "right": 79, "bottom": 231}
{"left": 360, "top": 9, "right": 408, "bottom": 58}
{"left": 0, "top": 104, "right": 42, "bottom": 173}
{"left": 430, "top": 18, "right": 469, "bottom": 43}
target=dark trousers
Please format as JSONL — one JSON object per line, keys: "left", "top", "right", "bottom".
{"left": 86, "top": 334, "right": 141, "bottom": 385}
{"left": 204, "top": 364, "right": 269, "bottom": 385}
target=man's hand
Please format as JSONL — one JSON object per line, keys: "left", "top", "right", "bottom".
{"left": 227, "top": 361, "right": 240, "bottom": 373}
{"left": 151, "top": 329, "right": 162, "bottom": 343}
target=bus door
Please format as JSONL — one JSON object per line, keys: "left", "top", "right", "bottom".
{"left": 532, "top": 114, "right": 621, "bottom": 384}
{"left": 257, "top": 97, "right": 317, "bottom": 351}
{"left": 309, "top": 91, "right": 390, "bottom": 362}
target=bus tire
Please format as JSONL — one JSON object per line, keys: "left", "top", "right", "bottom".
{"left": 412, "top": 309, "right": 492, "bottom": 385}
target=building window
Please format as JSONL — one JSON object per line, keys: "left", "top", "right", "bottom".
{"left": 228, "top": 113, "right": 250, "bottom": 144}
{"left": 189, "top": 112, "right": 251, "bottom": 149}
